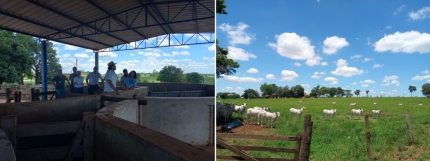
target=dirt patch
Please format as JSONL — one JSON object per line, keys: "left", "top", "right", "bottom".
{"left": 392, "top": 145, "right": 430, "bottom": 161}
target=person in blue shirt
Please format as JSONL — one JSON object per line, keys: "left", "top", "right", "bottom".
{"left": 123, "top": 70, "right": 137, "bottom": 90}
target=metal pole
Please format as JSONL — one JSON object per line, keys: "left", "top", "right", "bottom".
{"left": 41, "top": 39, "right": 47, "bottom": 100}
{"left": 95, "top": 51, "right": 99, "bottom": 69}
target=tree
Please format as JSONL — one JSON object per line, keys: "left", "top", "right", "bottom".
{"left": 230, "top": 92, "right": 241, "bottom": 99}
{"left": 216, "top": 40, "right": 240, "bottom": 78}
{"left": 32, "top": 40, "right": 62, "bottom": 85}
{"left": 366, "top": 90, "right": 369, "bottom": 97}
{"left": 242, "top": 88, "right": 260, "bottom": 99}
{"left": 0, "top": 30, "right": 35, "bottom": 84}
{"left": 157, "top": 65, "right": 183, "bottom": 82}
{"left": 259, "top": 83, "right": 277, "bottom": 98}
{"left": 150, "top": 69, "right": 159, "bottom": 77}
{"left": 319, "top": 86, "right": 329, "bottom": 98}
{"left": 329, "top": 87, "right": 337, "bottom": 97}
{"left": 336, "top": 87, "right": 345, "bottom": 97}
{"left": 354, "top": 90, "right": 360, "bottom": 97}
{"left": 310, "top": 85, "right": 320, "bottom": 98}
{"left": 409, "top": 85, "right": 417, "bottom": 97}
{"left": 291, "top": 85, "right": 305, "bottom": 98}
{"left": 345, "top": 90, "right": 353, "bottom": 97}
{"left": 185, "top": 72, "right": 204, "bottom": 84}
{"left": 216, "top": 0, "right": 228, "bottom": 14}
{"left": 422, "top": 83, "right": 430, "bottom": 97}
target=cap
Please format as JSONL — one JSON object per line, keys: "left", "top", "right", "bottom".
{"left": 107, "top": 61, "right": 116, "bottom": 67}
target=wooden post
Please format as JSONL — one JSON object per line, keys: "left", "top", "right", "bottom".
{"left": 83, "top": 112, "right": 95, "bottom": 161}
{"left": 1, "top": 115, "right": 18, "bottom": 152}
{"left": 5, "top": 88, "right": 11, "bottom": 103}
{"left": 294, "top": 133, "right": 302, "bottom": 161}
{"left": 31, "top": 88, "right": 35, "bottom": 101}
{"left": 65, "top": 121, "right": 85, "bottom": 161}
{"left": 405, "top": 110, "right": 413, "bottom": 145}
{"left": 299, "top": 114, "right": 313, "bottom": 161}
{"left": 365, "top": 115, "right": 372, "bottom": 159}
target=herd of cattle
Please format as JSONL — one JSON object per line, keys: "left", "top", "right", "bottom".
{"left": 216, "top": 101, "right": 425, "bottom": 128}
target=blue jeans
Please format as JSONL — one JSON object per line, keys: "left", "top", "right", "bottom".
{"left": 56, "top": 89, "right": 67, "bottom": 98}
{"left": 74, "top": 87, "right": 83, "bottom": 94}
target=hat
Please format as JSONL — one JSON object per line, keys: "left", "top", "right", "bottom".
{"left": 107, "top": 61, "right": 116, "bottom": 67}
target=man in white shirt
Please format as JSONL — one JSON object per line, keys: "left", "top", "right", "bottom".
{"left": 104, "top": 61, "right": 120, "bottom": 95}
{"left": 86, "top": 66, "right": 103, "bottom": 95}
{"left": 73, "top": 71, "right": 84, "bottom": 94}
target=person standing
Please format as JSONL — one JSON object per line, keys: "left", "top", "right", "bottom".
{"left": 123, "top": 70, "right": 138, "bottom": 90}
{"left": 69, "top": 67, "right": 77, "bottom": 93}
{"left": 104, "top": 61, "right": 120, "bottom": 95}
{"left": 52, "top": 69, "right": 70, "bottom": 99}
{"left": 120, "top": 69, "right": 128, "bottom": 88}
{"left": 73, "top": 71, "right": 84, "bottom": 94}
{"left": 86, "top": 66, "right": 103, "bottom": 95}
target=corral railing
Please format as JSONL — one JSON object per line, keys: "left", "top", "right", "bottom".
{"left": 216, "top": 114, "right": 313, "bottom": 161}
{"left": 148, "top": 90, "right": 207, "bottom": 97}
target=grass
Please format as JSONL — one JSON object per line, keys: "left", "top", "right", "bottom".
{"left": 216, "top": 97, "right": 430, "bottom": 161}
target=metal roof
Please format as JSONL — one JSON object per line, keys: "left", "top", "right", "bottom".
{"left": 0, "top": 0, "right": 214, "bottom": 50}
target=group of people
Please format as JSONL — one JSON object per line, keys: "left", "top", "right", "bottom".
{"left": 52, "top": 61, "right": 138, "bottom": 99}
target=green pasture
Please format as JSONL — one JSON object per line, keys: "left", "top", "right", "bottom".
{"left": 216, "top": 97, "right": 430, "bottom": 161}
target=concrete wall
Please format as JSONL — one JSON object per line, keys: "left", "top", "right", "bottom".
{"left": 112, "top": 100, "right": 138, "bottom": 124}
{"left": 0, "top": 129, "right": 16, "bottom": 161}
{"left": 141, "top": 97, "right": 214, "bottom": 146}
{"left": 0, "top": 95, "right": 99, "bottom": 124}
{"left": 137, "top": 83, "right": 215, "bottom": 96}
{"left": 95, "top": 101, "right": 213, "bottom": 161}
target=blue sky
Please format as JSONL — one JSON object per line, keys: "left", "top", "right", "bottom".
{"left": 52, "top": 33, "right": 215, "bottom": 75}
{"left": 216, "top": 0, "right": 430, "bottom": 97}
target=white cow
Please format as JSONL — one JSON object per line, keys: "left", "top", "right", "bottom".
{"left": 253, "top": 106, "right": 271, "bottom": 111}
{"left": 290, "top": 107, "right": 305, "bottom": 118}
{"left": 332, "top": 102, "right": 336, "bottom": 105}
{"left": 323, "top": 109, "right": 336, "bottom": 120}
{"left": 371, "top": 109, "right": 381, "bottom": 119}
{"left": 233, "top": 103, "right": 247, "bottom": 120}
{"left": 373, "top": 102, "right": 377, "bottom": 106}
{"left": 260, "top": 112, "right": 281, "bottom": 128}
{"left": 398, "top": 103, "right": 403, "bottom": 106}
{"left": 216, "top": 103, "right": 234, "bottom": 122}
{"left": 351, "top": 109, "right": 364, "bottom": 119}
{"left": 350, "top": 103, "right": 357, "bottom": 106}
{"left": 299, "top": 100, "right": 302, "bottom": 103}
{"left": 246, "top": 108, "right": 267, "bottom": 125}
{"left": 418, "top": 103, "right": 423, "bottom": 107}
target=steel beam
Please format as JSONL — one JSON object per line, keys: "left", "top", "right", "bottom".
{"left": 41, "top": 39, "right": 47, "bottom": 100}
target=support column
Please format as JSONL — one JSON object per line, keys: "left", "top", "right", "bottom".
{"left": 41, "top": 39, "right": 47, "bottom": 100}
{"left": 94, "top": 51, "right": 99, "bottom": 69}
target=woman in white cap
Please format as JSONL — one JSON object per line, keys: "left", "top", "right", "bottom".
{"left": 104, "top": 61, "right": 120, "bottom": 95}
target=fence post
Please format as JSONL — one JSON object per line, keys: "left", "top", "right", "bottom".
{"left": 405, "top": 110, "right": 413, "bottom": 145}
{"left": 5, "top": 88, "right": 11, "bottom": 103}
{"left": 299, "top": 114, "right": 313, "bottom": 161}
{"left": 83, "top": 112, "right": 95, "bottom": 161}
{"left": 365, "top": 115, "right": 372, "bottom": 159}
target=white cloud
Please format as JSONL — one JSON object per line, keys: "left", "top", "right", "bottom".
{"left": 247, "top": 68, "right": 259, "bottom": 74}
{"left": 374, "top": 31, "right": 430, "bottom": 54}
{"left": 98, "top": 51, "right": 117, "bottom": 58}
{"left": 208, "top": 44, "right": 215, "bottom": 52}
{"left": 331, "top": 59, "right": 364, "bottom": 77}
{"left": 422, "top": 70, "right": 430, "bottom": 74}
{"left": 362, "top": 84, "right": 369, "bottom": 87}
{"left": 181, "top": 59, "right": 192, "bottom": 62}
{"left": 221, "top": 75, "right": 264, "bottom": 83}
{"left": 172, "top": 51, "right": 190, "bottom": 56}
{"left": 63, "top": 54, "right": 71, "bottom": 58}
{"left": 293, "top": 62, "right": 301, "bottom": 67}
{"left": 218, "top": 22, "right": 255, "bottom": 46}
{"left": 381, "top": 75, "right": 400, "bottom": 86}
{"left": 363, "top": 58, "right": 373, "bottom": 62}
{"left": 393, "top": 4, "right": 405, "bottom": 15}
{"left": 266, "top": 74, "right": 276, "bottom": 80}
{"left": 301, "top": 84, "right": 311, "bottom": 88}
{"left": 373, "top": 64, "right": 383, "bottom": 68}
{"left": 408, "top": 6, "right": 430, "bottom": 20}
{"left": 74, "top": 53, "right": 89, "bottom": 58}
{"left": 351, "top": 82, "right": 357, "bottom": 85}
{"left": 65, "top": 44, "right": 79, "bottom": 50}
{"left": 324, "top": 77, "right": 338, "bottom": 84}
{"left": 226, "top": 46, "right": 257, "bottom": 61}
{"left": 321, "top": 62, "right": 328, "bottom": 66}
{"left": 130, "top": 53, "right": 135, "bottom": 56}
{"left": 281, "top": 70, "right": 299, "bottom": 82}
{"left": 311, "top": 72, "right": 321, "bottom": 79}
{"left": 386, "top": 25, "right": 392, "bottom": 29}
{"left": 138, "top": 50, "right": 161, "bottom": 57}
{"left": 350, "top": 54, "right": 363, "bottom": 59}
{"left": 268, "top": 32, "right": 322, "bottom": 66}
{"left": 174, "top": 45, "right": 190, "bottom": 49}
{"left": 85, "top": 49, "right": 93, "bottom": 53}
{"left": 360, "top": 80, "right": 376, "bottom": 84}
{"left": 322, "top": 36, "right": 349, "bottom": 54}
{"left": 320, "top": 72, "right": 325, "bottom": 75}
{"left": 411, "top": 75, "right": 430, "bottom": 80}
